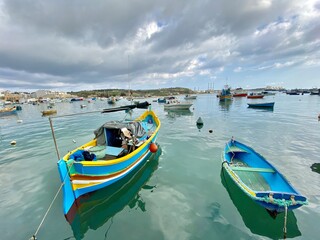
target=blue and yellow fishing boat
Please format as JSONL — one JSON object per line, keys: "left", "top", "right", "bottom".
{"left": 57, "top": 108, "right": 161, "bottom": 215}
{"left": 222, "top": 138, "right": 307, "bottom": 216}
{"left": 219, "top": 85, "right": 232, "bottom": 101}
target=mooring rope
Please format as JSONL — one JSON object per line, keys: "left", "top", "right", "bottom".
{"left": 30, "top": 183, "right": 64, "bottom": 240}
{"left": 283, "top": 205, "right": 288, "bottom": 239}
{"left": 30, "top": 160, "right": 74, "bottom": 240}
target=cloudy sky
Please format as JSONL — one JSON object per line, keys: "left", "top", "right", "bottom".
{"left": 0, "top": 0, "right": 319, "bottom": 92}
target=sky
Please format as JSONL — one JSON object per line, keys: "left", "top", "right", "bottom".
{"left": 0, "top": 0, "right": 319, "bottom": 92}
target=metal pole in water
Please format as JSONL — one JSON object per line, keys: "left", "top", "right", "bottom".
{"left": 49, "top": 117, "right": 60, "bottom": 160}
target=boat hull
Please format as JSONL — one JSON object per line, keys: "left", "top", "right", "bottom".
{"left": 57, "top": 110, "right": 161, "bottom": 215}
{"left": 222, "top": 139, "right": 307, "bottom": 213}
{"left": 219, "top": 95, "right": 232, "bottom": 101}
{"left": 233, "top": 93, "right": 247, "bottom": 97}
{"left": 247, "top": 95, "right": 264, "bottom": 99}
{"left": 247, "top": 102, "right": 275, "bottom": 109}
{"left": 164, "top": 103, "right": 192, "bottom": 110}
{"left": 0, "top": 107, "right": 17, "bottom": 116}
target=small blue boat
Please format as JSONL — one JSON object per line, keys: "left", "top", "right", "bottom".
{"left": 222, "top": 138, "right": 307, "bottom": 215}
{"left": 157, "top": 98, "right": 166, "bottom": 103}
{"left": 0, "top": 106, "right": 17, "bottom": 116}
{"left": 247, "top": 102, "right": 275, "bottom": 109}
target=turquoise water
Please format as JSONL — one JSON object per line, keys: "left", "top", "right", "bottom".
{"left": 0, "top": 94, "right": 319, "bottom": 240}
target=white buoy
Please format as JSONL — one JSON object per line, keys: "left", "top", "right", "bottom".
{"left": 72, "top": 139, "right": 76, "bottom": 143}
{"left": 10, "top": 140, "right": 17, "bottom": 145}
{"left": 17, "top": 120, "right": 23, "bottom": 123}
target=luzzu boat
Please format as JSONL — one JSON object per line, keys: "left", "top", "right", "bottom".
{"left": 222, "top": 138, "right": 307, "bottom": 216}
{"left": 219, "top": 85, "right": 233, "bottom": 101}
{"left": 57, "top": 108, "right": 161, "bottom": 216}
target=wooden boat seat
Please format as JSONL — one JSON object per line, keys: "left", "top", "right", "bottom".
{"left": 226, "top": 146, "right": 248, "bottom": 153}
{"left": 231, "top": 166, "right": 275, "bottom": 173}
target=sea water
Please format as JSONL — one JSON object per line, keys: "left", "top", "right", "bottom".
{"left": 0, "top": 93, "right": 319, "bottom": 240}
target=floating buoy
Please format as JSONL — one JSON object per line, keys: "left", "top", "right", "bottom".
{"left": 196, "top": 117, "right": 204, "bottom": 130}
{"left": 149, "top": 142, "right": 158, "bottom": 153}
{"left": 17, "top": 120, "right": 23, "bottom": 123}
{"left": 196, "top": 117, "right": 204, "bottom": 125}
{"left": 72, "top": 139, "right": 76, "bottom": 143}
{"left": 10, "top": 140, "right": 16, "bottom": 145}
{"left": 209, "top": 129, "right": 213, "bottom": 133}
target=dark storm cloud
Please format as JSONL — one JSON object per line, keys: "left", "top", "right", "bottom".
{"left": 0, "top": 0, "right": 319, "bottom": 91}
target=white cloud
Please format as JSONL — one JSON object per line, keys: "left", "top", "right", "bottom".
{"left": 0, "top": 0, "right": 319, "bottom": 91}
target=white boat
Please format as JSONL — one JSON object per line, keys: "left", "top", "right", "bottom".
{"left": 184, "top": 94, "right": 197, "bottom": 100}
{"left": 164, "top": 99, "right": 192, "bottom": 110}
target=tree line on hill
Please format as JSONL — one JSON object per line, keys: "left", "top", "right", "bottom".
{"left": 68, "top": 87, "right": 195, "bottom": 98}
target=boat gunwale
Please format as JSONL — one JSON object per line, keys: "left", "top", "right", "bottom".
{"left": 61, "top": 110, "right": 161, "bottom": 166}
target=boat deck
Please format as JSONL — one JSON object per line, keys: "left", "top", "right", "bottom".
{"left": 230, "top": 159, "right": 271, "bottom": 191}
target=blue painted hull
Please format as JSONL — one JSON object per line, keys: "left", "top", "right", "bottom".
{"left": 247, "top": 102, "right": 275, "bottom": 108}
{"left": 222, "top": 139, "right": 307, "bottom": 213}
{"left": 0, "top": 109, "right": 17, "bottom": 116}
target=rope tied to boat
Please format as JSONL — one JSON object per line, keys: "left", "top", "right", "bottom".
{"left": 283, "top": 205, "right": 288, "bottom": 239}
{"left": 30, "top": 160, "right": 74, "bottom": 239}
{"left": 257, "top": 195, "right": 308, "bottom": 207}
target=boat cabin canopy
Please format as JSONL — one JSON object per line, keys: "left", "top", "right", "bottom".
{"left": 94, "top": 121, "right": 147, "bottom": 146}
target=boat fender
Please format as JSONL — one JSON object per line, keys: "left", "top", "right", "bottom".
{"left": 290, "top": 195, "right": 296, "bottom": 205}
{"left": 196, "top": 117, "right": 204, "bottom": 125}
{"left": 149, "top": 142, "right": 158, "bottom": 153}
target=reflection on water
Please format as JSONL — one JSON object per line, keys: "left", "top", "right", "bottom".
{"left": 218, "top": 100, "right": 232, "bottom": 111}
{"left": 220, "top": 169, "right": 301, "bottom": 239}
{"left": 66, "top": 148, "right": 161, "bottom": 240}
{"left": 247, "top": 107, "right": 274, "bottom": 112}
{"left": 311, "top": 163, "right": 320, "bottom": 174}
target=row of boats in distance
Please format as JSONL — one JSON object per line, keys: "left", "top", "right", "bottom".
{"left": 218, "top": 86, "right": 276, "bottom": 109}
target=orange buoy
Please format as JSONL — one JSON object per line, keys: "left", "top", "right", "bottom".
{"left": 149, "top": 143, "right": 158, "bottom": 153}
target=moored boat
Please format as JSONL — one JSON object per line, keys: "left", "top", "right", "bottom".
{"left": 184, "top": 94, "right": 197, "bottom": 100}
{"left": 57, "top": 108, "right": 161, "bottom": 215}
{"left": 247, "top": 102, "right": 275, "bottom": 109}
{"left": 221, "top": 138, "right": 308, "bottom": 216}
{"left": 232, "top": 88, "right": 247, "bottom": 97}
{"left": 261, "top": 91, "right": 276, "bottom": 96}
{"left": 157, "top": 98, "right": 166, "bottom": 103}
{"left": 0, "top": 106, "right": 17, "bottom": 116}
{"left": 164, "top": 98, "right": 192, "bottom": 110}
{"left": 107, "top": 97, "right": 116, "bottom": 104}
{"left": 247, "top": 93, "right": 264, "bottom": 99}
{"left": 219, "top": 85, "right": 233, "bottom": 101}
{"left": 41, "top": 109, "right": 57, "bottom": 116}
